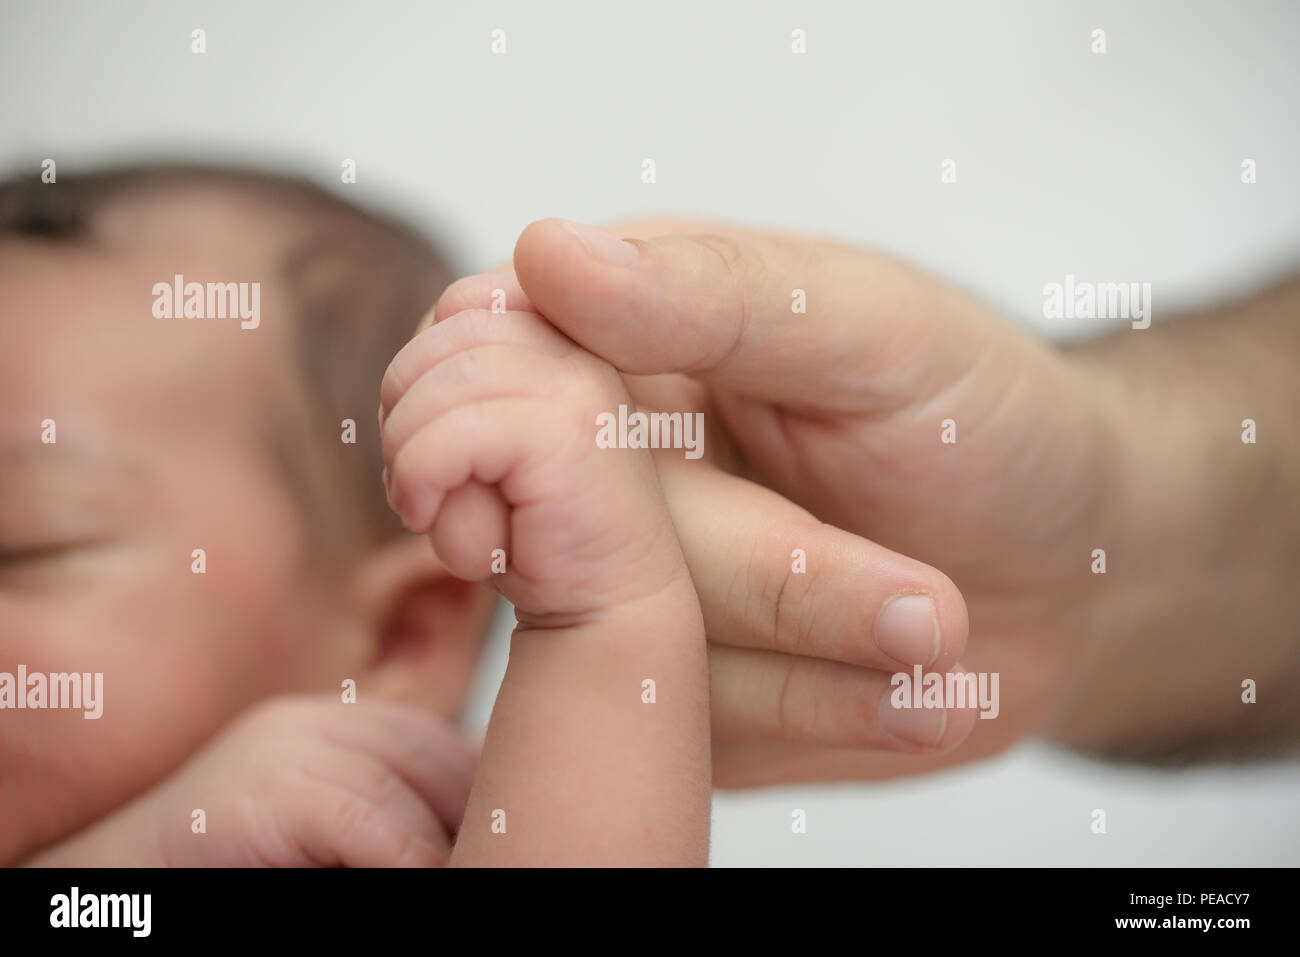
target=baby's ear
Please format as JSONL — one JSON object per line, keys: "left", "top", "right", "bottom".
{"left": 351, "top": 535, "right": 498, "bottom": 717}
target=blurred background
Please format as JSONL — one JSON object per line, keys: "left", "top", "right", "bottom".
{"left": 4, "top": 0, "right": 1297, "bottom": 865}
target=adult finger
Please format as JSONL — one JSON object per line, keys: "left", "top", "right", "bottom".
{"left": 708, "top": 644, "right": 979, "bottom": 754}
{"left": 711, "top": 720, "right": 1013, "bottom": 789}
{"left": 513, "top": 218, "right": 997, "bottom": 413}
{"left": 658, "top": 460, "right": 967, "bottom": 671}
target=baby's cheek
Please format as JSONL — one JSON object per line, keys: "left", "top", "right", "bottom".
{"left": 0, "top": 600, "right": 230, "bottom": 862}
{"left": 159, "top": 449, "right": 357, "bottom": 692}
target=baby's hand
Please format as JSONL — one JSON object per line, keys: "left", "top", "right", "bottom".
{"left": 157, "top": 696, "right": 475, "bottom": 866}
{"left": 28, "top": 695, "right": 477, "bottom": 867}
{"left": 380, "top": 309, "right": 688, "bottom": 622}
{"left": 380, "top": 309, "right": 711, "bottom": 865}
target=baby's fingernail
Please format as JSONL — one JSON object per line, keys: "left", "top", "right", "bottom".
{"left": 562, "top": 220, "right": 638, "bottom": 266}
{"left": 878, "top": 691, "right": 948, "bottom": 747}
{"left": 875, "top": 594, "right": 940, "bottom": 666}
{"left": 397, "top": 486, "right": 437, "bottom": 533}
{"left": 378, "top": 402, "right": 387, "bottom": 429}
{"left": 381, "top": 466, "right": 392, "bottom": 504}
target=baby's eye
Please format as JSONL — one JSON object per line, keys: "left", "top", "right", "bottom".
{"left": 0, "top": 542, "right": 86, "bottom": 565}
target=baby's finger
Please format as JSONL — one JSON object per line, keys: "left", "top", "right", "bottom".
{"left": 428, "top": 271, "right": 533, "bottom": 329}
{"left": 292, "top": 768, "right": 451, "bottom": 867}
{"left": 388, "top": 388, "right": 678, "bottom": 604}
{"left": 430, "top": 481, "right": 511, "bottom": 582}
{"left": 380, "top": 309, "right": 572, "bottom": 420}
{"left": 387, "top": 399, "right": 563, "bottom": 534}
{"left": 657, "top": 461, "right": 967, "bottom": 672}
{"left": 708, "top": 645, "right": 979, "bottom": 753}
{"left": 322, "top": 701, "right": 478, "bottom": 833}
{"left": 382, "top": 343, "right": 564, "bottom": 466}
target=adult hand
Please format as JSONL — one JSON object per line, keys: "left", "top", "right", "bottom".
{"left": 420, "top": 220, "right": 1300, "bottom": 784}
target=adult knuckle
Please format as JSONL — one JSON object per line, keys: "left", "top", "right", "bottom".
{"left": 753, "top": 530, "right": 821, "bottom": 658}
{"left": 691, "top": 233, "right": 750, "bottom": 281}
{"left": 774, "top": 656, "right": 814, "bottom": 741}
{"left": 691, "top": 234, "right": 762, "bottom": 361}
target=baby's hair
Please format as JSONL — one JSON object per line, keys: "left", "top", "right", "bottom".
{"left": 0, "top": 162, "right": 457, "bottom": 551}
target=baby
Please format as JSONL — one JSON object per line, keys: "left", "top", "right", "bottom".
{"left": 2, "top": 164, "right": 708, "bottom": 866}
{"left": 379, "top": 299, "right": 710, "bottom": 865}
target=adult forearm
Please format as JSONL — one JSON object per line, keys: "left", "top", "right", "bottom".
{"left": 1051, "top": 274, "right": 1300, "bottom": 759}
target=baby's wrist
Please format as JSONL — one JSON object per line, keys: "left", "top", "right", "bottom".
{"left": 515, "top": 559, "right": 702, "bottom": 638}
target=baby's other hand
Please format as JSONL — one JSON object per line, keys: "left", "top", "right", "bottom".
{"left": 150, "top": 695, "right": 476, "bottom": 867}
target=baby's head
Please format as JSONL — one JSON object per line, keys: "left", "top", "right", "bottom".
{"left": 0, "top": 164, "right": 496, "bottom": 862}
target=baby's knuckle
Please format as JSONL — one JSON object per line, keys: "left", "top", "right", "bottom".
{"left": 441, "top": 347, "right": 487, "bottom": 387}
{"left": 417, "top": 310, "right": 479, "bottom": 358}
{"left": 432, "top": 276, "right": 477, "bottom": 320}
{"left": 454, "top": 307, "right": 508, "bottom": 341}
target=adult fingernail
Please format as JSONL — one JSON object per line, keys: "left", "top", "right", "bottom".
{"left": 876, "top": 594, "right": 940, "bottom": 666}
{"left": 561, "top": 220, "right": 638, "bottom": 266}
{"left": 877, "top": 691, "right": 948, "bottom": 747}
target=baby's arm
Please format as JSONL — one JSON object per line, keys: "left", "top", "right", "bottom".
{"left": 454, "top": 577, "right": 709, "bottom": 866}
{"left": 380, "top": 309, "right": 711, "bottom": 866}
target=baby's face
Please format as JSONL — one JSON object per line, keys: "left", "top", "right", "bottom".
{"left": 0, "top": 202, "right": 369, "bottom": 862}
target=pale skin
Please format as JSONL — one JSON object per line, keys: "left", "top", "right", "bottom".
{"left": 378, "top": 310, "right": 711, "bottom": 865}
{"left": 14, "top": 191, "right": 1297, "bottom": 865}
{"left": 6, "top": 192, "right": 497, "bottom": 867}
{"left": 17, "top": 213, "right": 712, "bottom": 865}
{"left": 16, "top": 188, "right": 972, "bottom": 866}
{"left": 437, "top": 218, "right": 1300, "bottom": 785}
{"left": 29, "top": 696, "right": 479, "bottom": 867}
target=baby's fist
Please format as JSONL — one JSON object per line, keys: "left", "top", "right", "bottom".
{"left": 380, "top": 309, "right": 687, "bottom": 621}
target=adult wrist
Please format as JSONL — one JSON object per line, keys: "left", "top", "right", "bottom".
{"left": 1047, "top": 311, "right": 1300, "bottom": 758}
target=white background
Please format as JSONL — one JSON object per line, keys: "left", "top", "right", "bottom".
{"left": 5, "top": 0, "right": 1297, "bottom": 865}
